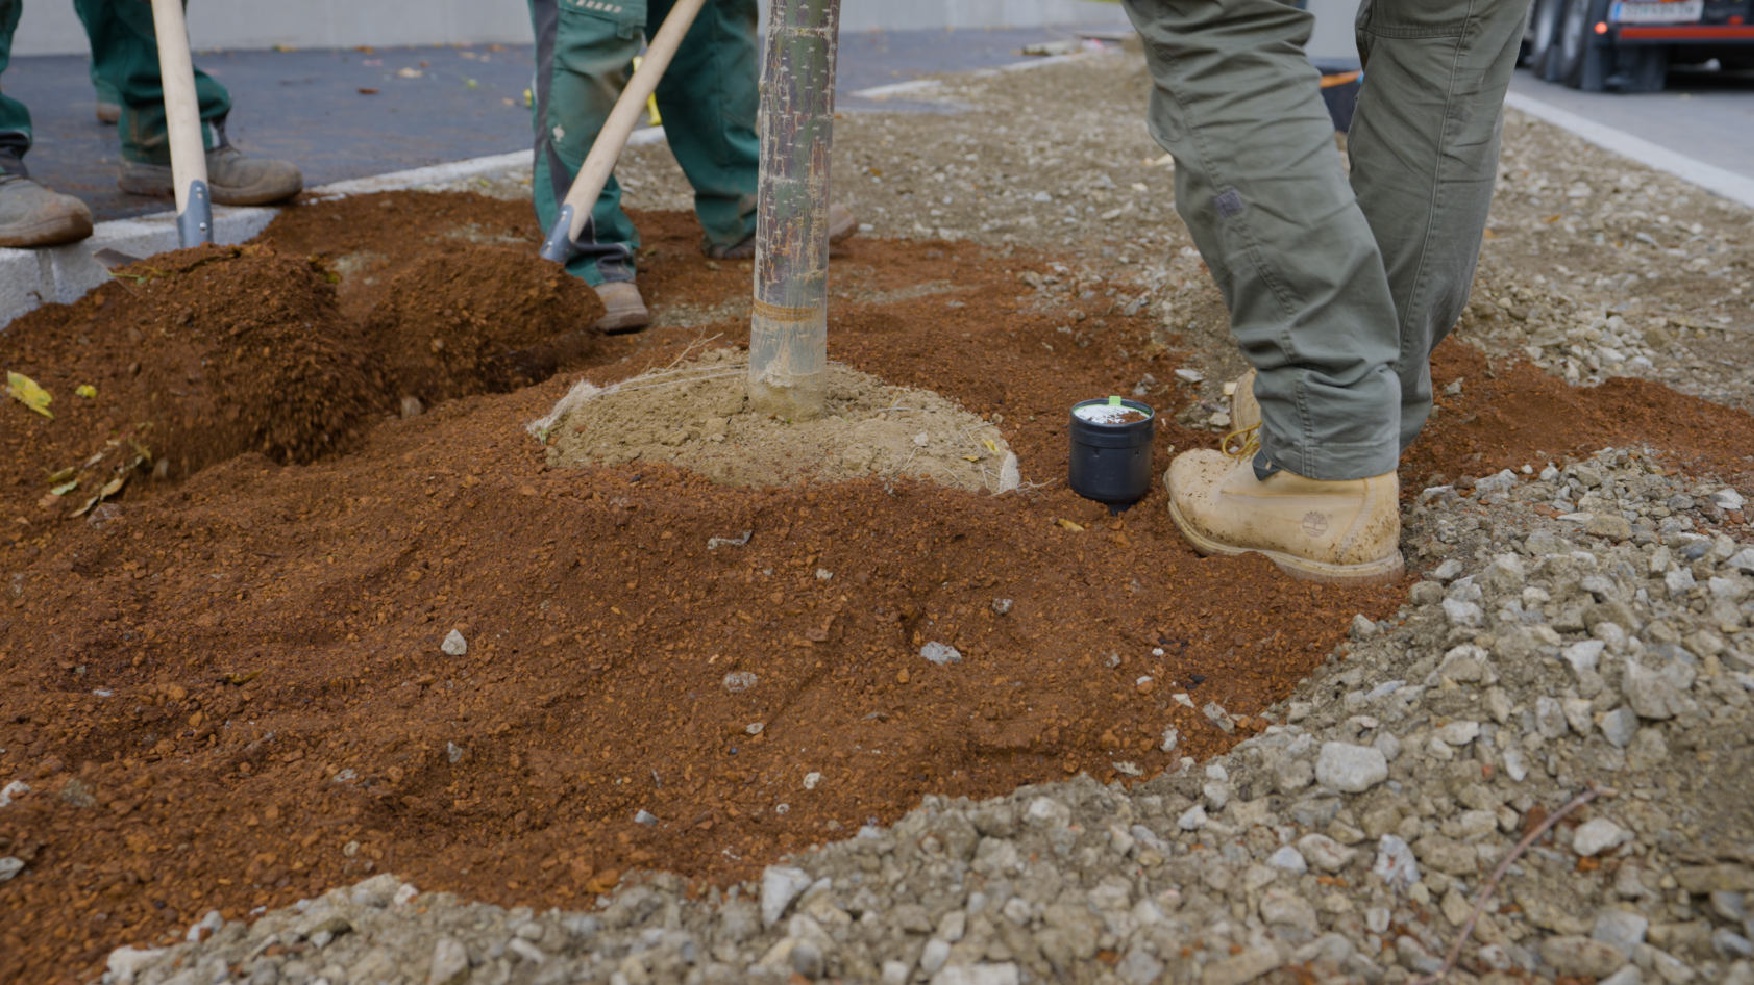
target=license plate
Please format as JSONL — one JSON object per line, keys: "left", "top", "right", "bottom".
{"left": 1610, "top": 0, "right": 1703, "bottom": 23}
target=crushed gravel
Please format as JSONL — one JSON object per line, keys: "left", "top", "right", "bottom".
{"left": 97, "top": 50, "right": 1754, "bottom": 985}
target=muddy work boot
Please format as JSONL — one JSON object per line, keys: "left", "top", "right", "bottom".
{"left": 1228, "top": 368, "right": 1259, "bottom": 431}
{"left": 592, "top": 281, "right": 649, "bottom": 334}
{"left": 0, "top": 174, "right": 95, "bottom": 248}
{"left": 119, "top": 145, "right": 302, "bottom": 206}
{"left": 704, "top": 202, "right": 858, "bottom": 260}
{"left": 1165, "top": 449, "right": 1404, "bottom": 585}
{"left": 1218, "top": 368, "right": 1262, "bottom": 461}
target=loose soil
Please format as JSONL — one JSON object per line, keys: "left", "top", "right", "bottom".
{"left": 3, "top": 190, "right": 1754, "bottom": 985}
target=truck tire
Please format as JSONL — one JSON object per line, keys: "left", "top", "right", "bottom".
{"left": 1527, "top": 0, "right": 1566, "bottom": 80}
{"left": 1614, "top": 45, "right": 1669, "bottom": 92}
{"left": 1556, "top": 0, "right": 1611, "bottom": 91}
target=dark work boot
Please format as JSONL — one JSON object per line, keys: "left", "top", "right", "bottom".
{"left": 0, "top": 173, "right": 95, "bottom": 248}
{"left": 119, "top": 144, "right": 303, "bottom": 206}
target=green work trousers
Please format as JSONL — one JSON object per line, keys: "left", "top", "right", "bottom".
{"left": 0, "top": 0, "right": 231, "bottom": 173}
{"left": 1123, "top": 0, "right": 1530, "bottom": 480}
{"left": 529, "top": 0, "right": 760, "bottom": 285}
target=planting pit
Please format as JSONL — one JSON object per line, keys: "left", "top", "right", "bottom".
{"left": 3, "top": 191, "right": 1753, "bottom": 983}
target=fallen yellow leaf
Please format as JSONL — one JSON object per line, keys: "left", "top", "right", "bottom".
{"left": 4, "top": 371, "right": 53, "bottom": 418}
{"left": 1056, "top": 518, "right": 1085, "bottom": 532}
{"left": 75, "top": 385, "right": 97, "bottom": 399}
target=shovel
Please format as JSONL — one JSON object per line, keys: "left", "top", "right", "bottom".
{"left": 149, "top": 0, "right": 212, "bottom": 248}
{"left": 539, "top": 0, "right": 706, "bottom": 264}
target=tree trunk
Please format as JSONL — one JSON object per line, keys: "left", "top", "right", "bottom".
{"left": 747, "top": 0, "right": 841, "bottom": 419}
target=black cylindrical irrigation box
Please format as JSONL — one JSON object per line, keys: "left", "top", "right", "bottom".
{"left": 1068, "top": 396, "right": 1155, "bottom": 512}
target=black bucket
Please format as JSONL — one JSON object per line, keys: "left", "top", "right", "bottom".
{"left": 1068, "top": 396, "right": 1155, "bottom": 513}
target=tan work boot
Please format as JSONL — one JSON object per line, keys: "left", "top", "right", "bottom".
{"left": 0, "top": 174, "right": 95, "bottom": 248}
{"left": 119, "top": 145, "right": 303, "bottom": 206}
{"left": 592, "top": 281, "right": 650, "bottom": 334}
{"left": 1165, "top": 449, "right": 1404, "bottom": 584}
{"left": 1218, "top": 367, "right": 1263, "bottom": 461}
{"left": 1228, "top": 368, "right": 1259, "bottom": 431}
{"left": 704, "top": 202, "right": 858, "bottom": 260}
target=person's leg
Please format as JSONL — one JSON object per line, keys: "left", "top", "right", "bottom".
{"left": 1348, "top": 0, "right": 1531, "bottom": 451}
{"left": 75, "top": 0, "right": 229, "bottom": 163}
{"left": 79, "top": 0, "right": 300, "bottom": 205}
{"left": 0, "top": 0, "right": 94, "bottom": 246}
{"left": 529, "top": 0, "right": 644, "bottom": 288}
{"left": 650, "top": 0, "right": 759, "bottom": 254}
{"left": 73, "top": 0, "right": 121, "bottom": 123}
{"left": 1124, "top": 0, "right": 1402, "bottom": 483}
{"left": 0, "top": 0, "right": 32, "bottom": 164}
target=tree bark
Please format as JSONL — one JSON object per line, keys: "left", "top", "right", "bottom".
{"left": 747, "top": 0, "right": 840, "bottom": 419}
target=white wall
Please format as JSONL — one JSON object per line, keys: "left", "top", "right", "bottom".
{"left": 10, "top": 1, "right": 1133, "bottom": 57}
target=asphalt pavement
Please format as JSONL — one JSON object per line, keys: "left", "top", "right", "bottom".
{"left": 1507, "top": 62, "right": 1754, "bottom": 193}
{"left": 2, "top": 27, "right": 1113, "bottom": 223}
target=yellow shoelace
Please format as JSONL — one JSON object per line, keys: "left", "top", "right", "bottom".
{"left": 1221, "top": 423, "right": 1260, "bottom": 461}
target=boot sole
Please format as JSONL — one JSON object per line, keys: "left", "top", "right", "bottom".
{"left": 592, "top": 308, "right": 650, "bottom": 335}
{"left": 118, "top": 172, "right": 301, "bottom": 207}
{"left": 1166, "top": 493, "right": 1405, "bottom": 586}
{"left": 0, "top": 213, "right": 95, "bottom": 249}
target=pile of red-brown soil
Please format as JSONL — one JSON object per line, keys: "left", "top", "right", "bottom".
{"left": 1, "top": 245, "right": 382, "bottom": 492}
{"left": 363, "top": 247, "right": 604, "bottom": 405}
{"left": 3, "top": 193, "right": 1753, "bottom": 985}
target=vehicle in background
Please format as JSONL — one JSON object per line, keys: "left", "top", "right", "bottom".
{"left": 1521, "top": 0, "right": 1754, "bottom": 92}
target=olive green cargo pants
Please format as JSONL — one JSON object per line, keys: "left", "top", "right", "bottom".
{"left": 0, "top": 0, "right": 231, "bottom": 171}
{"left": 528, "top": 0, "right": 760, "bottom": 286}
{"left": 1123, "top": 0, "right": 1531, "bottom": 480}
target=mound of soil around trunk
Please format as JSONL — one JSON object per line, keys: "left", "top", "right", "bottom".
{"left": 538, "top": 347, "right": 1018, "bottom": 493}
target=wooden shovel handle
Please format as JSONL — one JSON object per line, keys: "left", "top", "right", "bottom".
{"left": 148, "top": 0, "right": 208, "bottom": 218}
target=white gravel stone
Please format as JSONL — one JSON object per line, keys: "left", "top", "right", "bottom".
{"left": 1574, "top": 819, "right": 1633, "bottom": 857}
{"left": 1543, "top": 936, "right": 1629, "bottom": 979}
{"left": 1298, "top": 834, "right": 1358, "bottom": 873}
{"left": 1316, "top": 743, "right": 1388, "bottom": 792}
{"left": 440, "top": 629, "right": 468, "bottom": 656}
{"left": 761, "top": 866, "right": 812, "bottom": 928}
{"left": 930, "top": 963, "right": 1019, "bottom": 985}
{"left": 1601, "top": 706, "right": 1639, "bottom": 748}
{"left": 920, "top": 642, "right": 963, "bottom": 665}
{"left": 1594, "top": 909, "right": 1651, "bottom": 956}
{"left": 1268, "top": 846, "right": 1308, "bottom": 874}
{"left": 105, "top": 947, "right": 167, "bottom": 985}
{"left": 427, "top": 937, "right": 469, "bottom": 985}
{"left": 1373, "top": 835, "right": 1419, "bottom": 890}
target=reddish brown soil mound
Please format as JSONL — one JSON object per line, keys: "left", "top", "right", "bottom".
{"left": 1413, "top": 342, "right": 1754, "bottom": 485}
{"left": 2, "top": 196, "right": 1752, "bottom": 984}
{"left": 0, "top": 244, "right": 381, "bottom": 494}
{"left": 364, "top": 245, "right": 605, "bottom": 404}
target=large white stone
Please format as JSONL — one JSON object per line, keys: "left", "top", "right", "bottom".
{"left": 1316, "top": 742, "right": 1388, "bottom": 792}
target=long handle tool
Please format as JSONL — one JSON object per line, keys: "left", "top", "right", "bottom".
{"left": 149, "top": 0, "right": 212, "bottom": 247}
{"left": 539, "top": 0, "right": 706, "bottom": 264}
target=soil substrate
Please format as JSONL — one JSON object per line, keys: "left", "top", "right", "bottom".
{"left": 2, "top": 192, "right": 1753, "bottom": 984}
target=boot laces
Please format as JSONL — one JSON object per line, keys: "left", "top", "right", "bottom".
{"left": 1221, "top": 423, "right": 1260, "bottom": 462}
